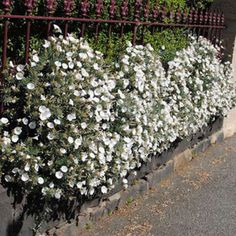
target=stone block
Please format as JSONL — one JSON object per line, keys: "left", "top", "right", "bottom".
{"left": 144, "top": 160, "right": 174, "bottom": 189}
{"left": 210, "top": 131, "right": 224, "bottom": 144}
{"left": 79, "top": 198, "right": 100, "bottom": 214}
{"left": 89, "top": 203, "right": 107, "bottom": 222}
{"left": 106, "top": 193, "right": 121, "bottom": 213}
{"left": 193, "top": 138, "right": 211, "bottom": 154}
{"left": 173, "top": 149, "right": 192, "bottom": 171}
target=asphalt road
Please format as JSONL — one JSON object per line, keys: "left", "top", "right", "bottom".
{"left": 78, "top": 135, "right": 236, "bottom": 236}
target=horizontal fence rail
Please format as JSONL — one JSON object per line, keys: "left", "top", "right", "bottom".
{"left": 0, "top": 0, "right": 225, "bottom": 113}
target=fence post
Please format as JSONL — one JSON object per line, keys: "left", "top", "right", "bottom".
{"left": 109, "top": 0, "right": 116, "bottom": 38}
{"left": 80, "top": 0, "right": 89, "bottom": 37}
{"left": 2, "top": 0, "right": 11, "bottom": 70}
{"left": 120, "top": 0, "right": 128, "bottom": 38}
{"left": 142, "top": 0, "right": 150, "bottom": 43}
{"left": 151, "top": 4, "right": 158, "bottom": 34}
{"left": 24, "top": 0, "right": 35, "bottom": 64}
{"left": 64, "top": 0, "right": 74, "bottom": 37}
{"left": 95, "top": 0, "right": 103, "bottom": 38}
{"left": 1, "top": 0, "right": 11, "bottom": 113}
{"left": 132, "top": 0, "right": 142, "bottom": 45}
{"left": 45, "top": 0, "right": 57, "bottom": 38}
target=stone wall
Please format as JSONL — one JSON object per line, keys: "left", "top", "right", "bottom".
{"left": 212, "top": 0, "right": 236, "bottom": 137}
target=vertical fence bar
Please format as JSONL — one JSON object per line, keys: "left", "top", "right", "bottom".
{"left": 1, "top": 0, "right": 11, "bottom": 113}
{"left": 216, "top": 11, "right": 222, "bottom": 47}
{"left": 132, "top": 0, "right": 142, "bottom": 45}
{"left": 183, "top": 9, "right": 188, "bottom": 24}
{"left": 208, "top": 11, "right": 213, "bottom": 42}
{"left": 95, "top": 0, "right": 103, "bottom": 38}
{"left": 193, "top": 9, "right": 199, "bottom": 37}
{"left": 203, "top": 10, "right": 209, "bottom": 38}
{"left": 24, "top": 0, "right": 34, "bottom": 64}
{"left": 109, "top": 0, "right": 116, "bottom": 38}
{"left": 160, "top": 3, "right": 166, "bottom": 33}
{"left": 176, "top": 7, "right": 182, "bottom": 23}
{"left": 46, "top": 0, "right": 56, "bottom": 38}
{"left": 80, "top": 0, "right": 89, "bottom": 37}
{"left": 64, "top": 0, "right": 74, "bottom": 38}
{"left": 199, "top": 10, "right": 203, "bottom": 38}
{"left": 212, "top": 11, "right": 217, "bottom": 45}
{"left": 120, "top": 0, "right": 128, "bottom": 38}
{"left": 219, "top": 12, "right": 224, "bottom": 48}
{"left": 2, "top": 0, "right": 11, "bottom": 70}
{"left": 142, "top": 0, "right": 150, "bottom": 44}
{"left": 152, "top": 3, "right": 158, "bottom": 34}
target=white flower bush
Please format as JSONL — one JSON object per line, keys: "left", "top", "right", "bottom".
{"left": 167, "top": 37, "right": 235, "bottom": 137}
{"left": 0, "top": 31, "right": 235, "bottom": 201}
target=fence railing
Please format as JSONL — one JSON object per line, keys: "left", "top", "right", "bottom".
{"left": 0, "top": 1, "right": 225, "bottom": 67}
{"left": 0, "top": 1, "right": 226, "bottom": 112}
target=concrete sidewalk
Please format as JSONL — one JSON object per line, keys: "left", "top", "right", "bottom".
{"left": 78, "top": 135, "right": 236, "bottom": 236}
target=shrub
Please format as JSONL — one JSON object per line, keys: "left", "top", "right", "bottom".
{"left": 0, "top": 28, "right": 235, "bottom": 204}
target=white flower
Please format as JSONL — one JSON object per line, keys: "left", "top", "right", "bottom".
{"left": 38, "top": 177, "right": 44, "bottom": 185}
{"left": 81, "top": 68, "right": 89, "bottom": 77}
{"left": 60, "top": 148, "right": 67, "bottom": 154}
{"left": 81, "top": 122, "right": 87, "bottom": 129}
{"left": 27, "top": 83, "right": 35, "bottom": 90}
{"left": 4, "top": 175, "right": 11, "bottom": 182}
{"left": 11, "top": 135, "right": 19, "bottom": 143}
{"left": 69, "top": 99, "right": 74, "bottom": 106}
{"left": 76, "top": 182, "right": 83, "bottom": 189}
{"left": 54, "top": 190, "right": 62, "bottom": 199}
{"left": 93, "top": 63, "right": 99, "bottom": 70}
{"left": 0, "top": 117, "right": 9, "bottom": 124}
{"left": 16, "top": 64, "right": 24, "bottom": 72}
{"left": 67, "top": 113, "right": 76, "bottom": 121}
{"left": 101, "top": 186, "right": 108, "bottom": 194}
{"left": 29, "top": 121, "right": 36, "bottom": 129}
{"left": 16, "top": 72, "right": 24, "bottom": 80}
{"left": 49, "top": 182, "right": 54, "bottom": 188}
{"left": 32, "top": 55, "right": 39, "bottom": 63}
{"left": 68, "top": 136, "right": 74, "bottom": 144}
{"left": 43, "top": 40, "right": 51, "bottom": 48}
{"left": 39, "top": 106, "right": 51, "bottom": 121}
{"left": 22, "top": 118, "right": 28, "bottom": 125}
{"left": 79, "top": 53, "right": 87, "bottom": 60}
{"left": 74, "top": 137, "right": 82, "bottom": 149}
{"left": 55, "top": 61, "right": 61, "bottom": 67}
{"left": 21, "top": 173, "right": 29, "bottom": 182}
{"left": 14, "top": 127, "right": 22, "bottom": 135}
{"left": 54, "top": 119, "right": 61, "bottom": 125}
{"left": 60, "top": 166, "right": 68, "bottom": 173}
{"left": 53, "top": 24, "right": 62, "bottom": 33}
{"left": 24, "top": 163, "right": 30, "bottom": 171}
{"left": 55, "top": 171, "right": 63, "bottom": 179}
{"left": 47, "top": 133, "right": 54, "bottom": 140}
{"left": 62, "top": 63, "right": 68, "bottom": 70}
{"left": 47, "top": 122, "right": 54, "bottom": 129}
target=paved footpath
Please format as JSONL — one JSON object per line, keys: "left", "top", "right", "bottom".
{"left": 78, "top": 135, "right": 236, "bottom": 236}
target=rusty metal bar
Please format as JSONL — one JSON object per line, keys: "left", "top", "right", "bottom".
{"left": 0, "top": 14, "right": 225, "bottom": 29}
{"left": 1, "top": 0, "right": 11, "bottom": 113}
{"left": 95, "top": 0, "right": 103, "bottom": 38}
{"left": 120, "top": 0, "right": 128, "bottom": 38}
{"left": 132, "top": 0, "right": 142, "bottom": 45}
{"left": 64, "top": 0, "right": 74, "bottom": 37}
{"left": 46, "top": 0, "right": 56, "bottom": 38}
{"left": 24, "top": 0, "right": 35, "bottom": 64}
{"left": 108, "top": 0, "right": 116, "bottom": 38}
{"left": 80, "top": 0, "right": 89, "bottom": 37}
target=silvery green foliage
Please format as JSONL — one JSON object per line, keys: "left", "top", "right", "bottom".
{"left": 0, "top": 31, "right": 235, "bottom": 200}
